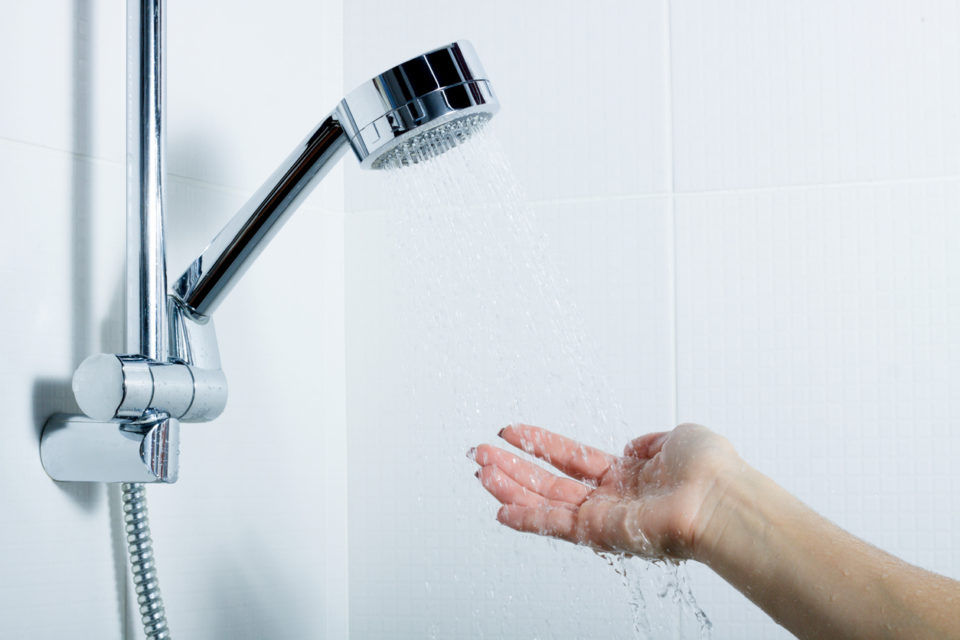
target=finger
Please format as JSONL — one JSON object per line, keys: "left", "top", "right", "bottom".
{"left": 623, "top": 431, "right": 670, "bottom": 460}
{"left": 500, "top": 424, "right": 615, "bottom": 482}
{"left": 496, "top": 504, "right": 581, "bottom": 545}
{"left": 474, "top": 444, "right": 591, "bottom": 505}
{"left": 477, "top": 465, "right": 576, "bottom": 510}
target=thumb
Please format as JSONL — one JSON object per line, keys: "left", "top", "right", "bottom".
{"left": 623, "top": 431, "right": 670, "bottom": 460}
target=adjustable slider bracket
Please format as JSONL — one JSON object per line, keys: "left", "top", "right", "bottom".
{"left": 39, "top": 301, "right": 227, "bottom": 483}
{"left": 72, "top": 354, "right": 227, "bottom": 423}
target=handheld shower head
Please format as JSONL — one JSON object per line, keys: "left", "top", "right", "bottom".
{"left": 174, "top": 40, "right": 498, "bottom": 317}
{"left": 338, "top": 41, "right": 499, "bottom": 169}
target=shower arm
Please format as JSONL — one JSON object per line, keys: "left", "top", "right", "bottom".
{"left": 173, "top": 115, "right": 349, "bottom": 319}
{"left": 156, "top": 114, "right": 348, "bottom": 420}
{"left": 169, "top": 35, "right": 501, "bottom": 322}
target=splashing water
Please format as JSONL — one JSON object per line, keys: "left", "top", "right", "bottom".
{"left": 378, "top": 123, "right": 620, "bottom": 438}
{"left": 349, "top": 121, "right": 711, "bottom": 638}
{"left": 603, "top": 554, "right": 713, "bottom": 639}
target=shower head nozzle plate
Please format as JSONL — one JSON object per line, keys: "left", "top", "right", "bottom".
{"left": 337, "top": 41, "right": 499, "bottom": 170}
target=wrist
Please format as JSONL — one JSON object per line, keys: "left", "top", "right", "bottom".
{"left": 689, "top": 461, "right": 770, "bottom": 565}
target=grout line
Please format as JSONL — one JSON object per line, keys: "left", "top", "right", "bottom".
{"left": 166, "top": 174, "right": 345, "bottom": 218}
{"left": 166, "top": 172, "right": 250, "bottom": 195}
{"left": 665, "top": 0, "right": 680, "bottom": 429}
{"left": 339, "top": 171, "right": 960, "bottom": 215}
{"left": 336, "top": 32, "right": 351, "bottom": 640}
{"left": 165, "top": 170, "right": 340, "bottom": 212}
{"left": 0, "top": 135, "right": 344, "bottom": 210}
{"left": 344, "top": 191, "right": 675, "bottom": 216}
{"left": 675, "top": 173, "right": 960, "bottom": 197}
{"left": 8, "top": 135, "right": 960, "bottom": 208}
{"left": 507, "top": 192, "right": 670, "bottom": 207}
{"left": 0, "top": 134, "right": 122, "bottom": 167}
{"left": 0, "top": 136, "right": 342, "bottom": 215}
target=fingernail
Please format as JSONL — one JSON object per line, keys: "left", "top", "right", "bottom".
{"left": 497, "top": 427, "right": 507, "bottom": 438}
{"left": 466, "top": 447, "right": 477, "bottom": 460}
{"left": 474, "top": 469, "right": 481, "bottom": 479}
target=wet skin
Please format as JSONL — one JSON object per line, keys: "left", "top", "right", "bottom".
{"left": 470, "top": 422, "right": 737, "bottom": 559}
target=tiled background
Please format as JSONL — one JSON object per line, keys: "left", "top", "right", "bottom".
{"left": 3, "top": 0, "right": 959, "bottom": 638}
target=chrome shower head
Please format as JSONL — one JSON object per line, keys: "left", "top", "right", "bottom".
{"left": 174, "top": 40, "right": 498, "bottom": 318}
{"left": 337, "top": 41, "right": 499, "bottom": 169}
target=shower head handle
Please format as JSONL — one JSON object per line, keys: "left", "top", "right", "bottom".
{"left": 173, "top": 40, "right": 499, "bottom": 319}
{"left": 173, "top": 114, "right": 349, "bottom": 318}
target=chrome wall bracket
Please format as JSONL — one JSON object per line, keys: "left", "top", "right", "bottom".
{"left": 40, "top": 298, "right": 227, "bottom": 483}
{"left": 41, "top": 414, "right": 180, "bottom": 483}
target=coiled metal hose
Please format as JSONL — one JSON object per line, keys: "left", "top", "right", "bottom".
{"left": 122, "top": 483, "right": 171, "bottom": 640}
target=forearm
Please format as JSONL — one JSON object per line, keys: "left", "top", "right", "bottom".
{"left": 693, "top": 466, "right": 960, "bottom": 639}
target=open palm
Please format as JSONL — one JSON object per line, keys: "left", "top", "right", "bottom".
{"left": 471, "top": 423, "right": 737, "bottom": 559}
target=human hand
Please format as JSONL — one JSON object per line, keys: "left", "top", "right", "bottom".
{"left": 470, "top": 423, "right": 741, "bottom": 560}
{"left": 473, "top": 424, "right": 960, "bottom": 640}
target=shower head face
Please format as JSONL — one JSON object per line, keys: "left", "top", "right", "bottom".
{"left": 337, "top": 41, "right": 499, "bottom": 170}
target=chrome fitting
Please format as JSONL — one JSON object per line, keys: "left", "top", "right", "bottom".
{"left": 72, "top": 354, "right": 227, "bottom": 423}
{"left": 39, "top": 297, "right": 226, "bottom": 483}
{"left": 40, "top": 413, "right": 180, "bottom": 483}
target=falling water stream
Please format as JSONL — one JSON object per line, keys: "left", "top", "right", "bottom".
{"left": 357, "top": 121, "right": 711, "bottom": 638}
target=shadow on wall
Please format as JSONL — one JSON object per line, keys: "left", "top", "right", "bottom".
{"left": 30, "top": 0, "right": 108, "bottom": 513}
{"left": 165, "top": 127, "right": 235, "bottom": 277}
{"left": 30, "top": 378, "right": 102, "bottom": 510}
{"left": 31, "top": 5, "right": 130, "bottom": 634}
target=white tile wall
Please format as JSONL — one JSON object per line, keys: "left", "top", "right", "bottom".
{"left": 1, "top": 4, "right": 127, "bottom": 637}
{"left": 670, "top": 0, "right": 960, "bottom": 192}
{"left": 0, "top": 2, "right": 124, "bottom": 162}
{"left": 167, "top": 0, "right": 344, "bottom": 193}
{"left": 0, "top": 139, "right": 125, "bottom": 638}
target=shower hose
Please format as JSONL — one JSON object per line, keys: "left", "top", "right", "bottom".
{"left": 122, "top": 483, "right": 171, "bottom": 640}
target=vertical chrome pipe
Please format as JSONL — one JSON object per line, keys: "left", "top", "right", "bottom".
{"left": 126, "top": 0, "right": 168, "bottom": 360}
{"left": 124, "top": 3, "right": 174, "bottom": 638}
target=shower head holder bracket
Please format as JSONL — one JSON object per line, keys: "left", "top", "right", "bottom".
{"left": 40, "top": 298, "right": 226, "bottom": 483}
